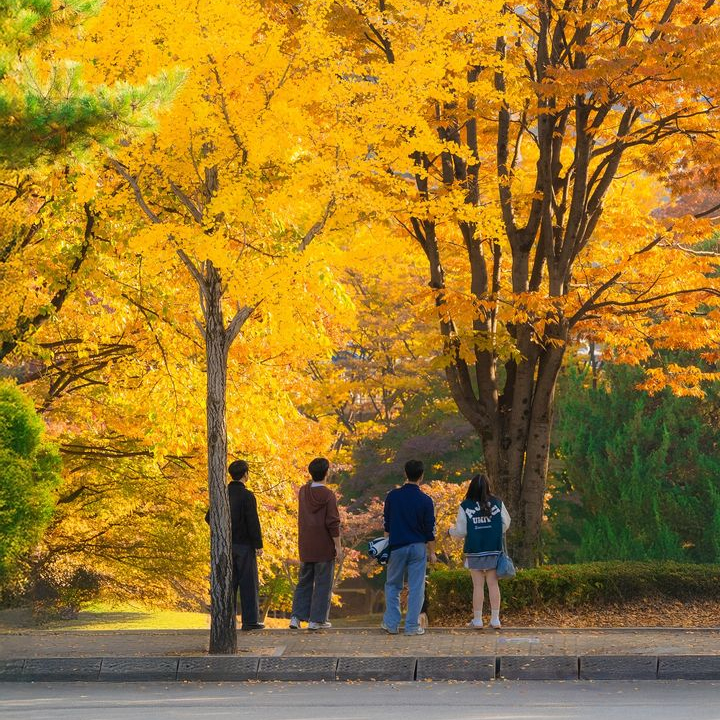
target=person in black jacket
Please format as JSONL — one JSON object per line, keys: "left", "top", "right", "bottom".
{"left": 226, "top": 459, "right": 264, "bottom": 631}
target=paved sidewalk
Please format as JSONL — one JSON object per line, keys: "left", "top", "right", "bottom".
{"left": 2, "top": 628, "right": 720, "bottom": 682}
{"left": 1, "top": 626, "right": 719, "bottom": 658}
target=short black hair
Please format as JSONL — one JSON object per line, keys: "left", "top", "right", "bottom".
{"left": 228, "top": 460, "right": 249, "bottom": 480}
{"left": 308, "top": 457, "right": 330, "bottom": 482}
{"left": 405, "top": 459, "right": 424, "bottom": 482}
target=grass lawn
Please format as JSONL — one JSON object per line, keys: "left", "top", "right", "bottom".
{"left": 0, "top": 603, "right": 381, "bottom": 631}
{"left": 0, "top": 603, "right": 287, "bottom": 631}
{"left": 0, "top": 603, "right": 208, "bottom": 631}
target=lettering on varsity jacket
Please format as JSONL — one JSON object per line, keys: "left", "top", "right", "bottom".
{"left": 460, "top": 499, "right": 503, "bottom": 556}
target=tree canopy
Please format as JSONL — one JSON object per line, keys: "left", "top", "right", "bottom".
{"left": 313, "top": 0, "right": 720, "bottom": 562}
{"left": 0, "top": 0, "right": 719, "bottom": 636}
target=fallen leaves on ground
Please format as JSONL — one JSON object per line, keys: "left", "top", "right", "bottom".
{"left": 437, "top": 599, "right": 720, "bottom": 627}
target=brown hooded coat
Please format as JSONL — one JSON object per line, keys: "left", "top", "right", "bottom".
{"left": 297, "top": 483, "right": 341, "bottom": 562}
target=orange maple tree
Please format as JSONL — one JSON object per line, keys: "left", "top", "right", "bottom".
{"left": 313, "top": 0, "right": 720, "bottom": 564}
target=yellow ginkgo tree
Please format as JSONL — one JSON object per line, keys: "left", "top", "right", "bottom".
{"left": 77, "top": 0, "right": 346, "bottom": 651}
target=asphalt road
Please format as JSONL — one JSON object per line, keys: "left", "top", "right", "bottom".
{"left": 2, "top": 681, "right": 720, "bottom": 720}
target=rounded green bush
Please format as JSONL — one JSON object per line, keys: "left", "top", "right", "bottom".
{"left": 0, "top": 381, "right": 61, "bottom": 584}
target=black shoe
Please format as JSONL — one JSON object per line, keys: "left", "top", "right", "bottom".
{"left": 241, "top": 622, "right": 265, "bottom": 631}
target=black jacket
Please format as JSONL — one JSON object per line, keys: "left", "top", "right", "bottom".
{"left": 206, "top": 481, "right": 263, "bottom": 549}
{"left": 229, "top": 481, "right": 263, "bottom": 549}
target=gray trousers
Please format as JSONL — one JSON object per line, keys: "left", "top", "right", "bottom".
{"left": 232, "top": 543, "right": 259, "bottom": 626}
{"left": 291, "top": 561, "right": 334, "bottom": 623}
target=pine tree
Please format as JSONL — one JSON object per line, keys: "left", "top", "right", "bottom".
{"left": 0, "top": 0, "right": 182, "bottom": 167}
{"left": 549, "top": 363, "right": 720, "bottom": 563}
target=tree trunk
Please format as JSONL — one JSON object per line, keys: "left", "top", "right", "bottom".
{"left": 204, "top": 261, "right": 237, "bottom": 655}
{"left": 476, "top": 343, "right": 565, "bottom": 567}
{"left": 436, "top": 321, "right": 566, "bottom": 567}
{"left": 516, "top": 344, "right": 564, "bottom": 565}
{"left": 516, "top": 422, "right": 552, "bottom": 566}
{"left": 176, "top": 252, "right": 253, "bottom": 654}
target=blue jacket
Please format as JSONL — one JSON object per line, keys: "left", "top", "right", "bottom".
{"left": 383, "top": 483, "right": 435, "bottom": 550}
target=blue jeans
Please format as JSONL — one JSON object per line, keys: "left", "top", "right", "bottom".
{"left": 383, "top": 542, "right": 427, "bottom": 632}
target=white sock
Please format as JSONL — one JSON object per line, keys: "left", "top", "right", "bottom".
{"left": 473, "top": 611, "right": 483, "bottom": 623}
{"left": 490, "top": 611, "right": 500, "bottom": 624}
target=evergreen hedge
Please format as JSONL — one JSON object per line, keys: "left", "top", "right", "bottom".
{"left": 427, "top": 562, "right": 720, "bottom": 617}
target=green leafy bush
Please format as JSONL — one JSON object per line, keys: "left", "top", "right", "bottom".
{"left": 31, "top": 566, "right": 101, "bottom": 620}
{"left": 0, "top": 382, "right": 61, "bottom": 585}
{"left": 427, "top": 561, "right": 720, "bottom": 618}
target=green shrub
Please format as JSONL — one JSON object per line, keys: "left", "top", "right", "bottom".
{"left": 31, "top": 566, "right": 102, "bottom": 620}
{"left": 427, "top": 561, "right": 720, "bottom": 618}
{"left": 0, "top": 381, "right": 61, "bottom": 585}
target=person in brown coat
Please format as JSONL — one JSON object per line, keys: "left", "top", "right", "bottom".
{"left": 289, "top": 457, "right": 343, "bottom": 630}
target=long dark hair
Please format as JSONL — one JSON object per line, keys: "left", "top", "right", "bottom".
{"left": 464, "top": 474, "right": 494, "bottom": 517}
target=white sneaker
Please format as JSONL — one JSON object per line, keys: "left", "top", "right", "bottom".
{"left": 468, "top": 618, "right": 484, "bottom": 629}
{"left": 490, "top": 618, "right": 502, "bottom": 629}
{"left": 307, "top": 621, "right": 332, "bottom": 630}
{"left": 404, "top": 626, "right": 426, "bottom": 635}
{"left": 289, "top": 616, "right": 301, "bottom": 629}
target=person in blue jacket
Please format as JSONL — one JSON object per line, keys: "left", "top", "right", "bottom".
{"left": 381, "top": 459, "right": 436, "bottom": 635}
{"left": 448, "top": 473, "right": 510, "bottom": 629}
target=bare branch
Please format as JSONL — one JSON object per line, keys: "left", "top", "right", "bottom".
{"left": 581, "top": 287, "right": 720, "bottom": 319}
{"left": 354, "top": 0, "right": 395, "bottom": 64}
{"left": 495, "top": 36, "right": 518, "bottom": 241}
{"left": 661, "top": 241, "right": 720, "bottom": 257}
{"left": 167, "top": 177, "right": 203, "bottom": 223}
{"left": 695, "top": 200, "right": 720, "bottom": 219}
{"left": 298, "top": 196, "right": 336, "bottom": 251}
{"left": 108, "top": 158, "right": 161, "bottom": 224}
{"left": 568, "top": 271, "right": 622, "bottom": 327}
{"left": 0, "top": 203, "right": 96, "bottom": 362}
{"left": 225, "top": 303, "right": 257, "bottom": 349}
{"left": 208, "top": 57, "right": 249, "bottom": 164}
{"left": 176, "top": 249, "right": 210, "bottom": 306}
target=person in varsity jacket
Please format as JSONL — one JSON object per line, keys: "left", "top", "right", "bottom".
{"left": 448, "top": 473, "right": 511, "bottom": 629}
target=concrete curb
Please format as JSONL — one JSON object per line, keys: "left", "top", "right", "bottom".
{"left": 99, "top": 657, "right": 179, "bottom": 682}
{"left": 3, "top": 655, "right": 720, "bottom": 682}
{"left": 498, "top": 656, "right": 578, "bottom": 681}
{"left": 22, "top": 658, "right": 103, "bottom": 682}
{"left": 337, "top": 656, "right": 416, "bottom": 681}
{"left": 257, "top": 657, "right": 337, "bottom": 681}
{"left": 580, "top": 656, "right": 658, "bottom": 680}
{"left": 178, "top": 656, "right": 259, "bottom": 682}
{"left": 658, "top": 656, "right": 720, "bottom": 680}
{"left": 416, "top": 656, "right": 495, "bottom": 681}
